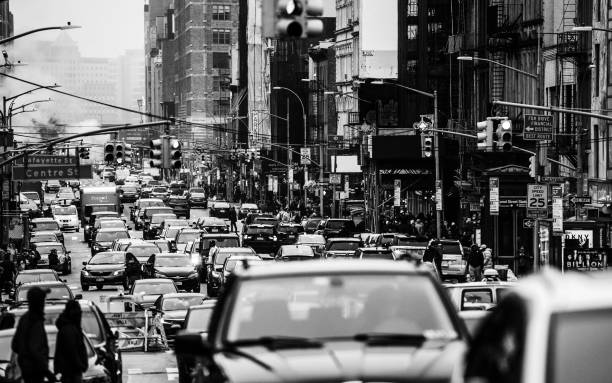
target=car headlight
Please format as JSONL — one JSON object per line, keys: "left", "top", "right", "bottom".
{"left": 243, "top": 235, "right": 251, "bottom": 240}
{"left": 272, "top": 236, "right": 277, "bottom": 241}
{"left": 85, "top": 225, "right": 90, "bottom": 230}
{"left": 188, "top": 271, "right": 198, "bottom": 278}
{"left": 113, "top": 270, "right": 125, "bottom": 276}
{"left": 81, "top": 269, "right": 90, "bottom": 276}
{"left": 155, "top": 272, "right": 166, "bottom": 278}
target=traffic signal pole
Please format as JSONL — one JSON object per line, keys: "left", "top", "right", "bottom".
{"left": 433, "top": 91, "right": 442, "bottom": 239}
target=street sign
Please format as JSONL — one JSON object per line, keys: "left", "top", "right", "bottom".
{"left": 329, "top": 173, "right": 341, "bottom": 185}
{"left": 523, "top": 218, "right": 535, "bottom": 229}
{"left": 489, "top": 177, "right": 499, "bottom": 215}
{"left": 538, "top": 176, "right": 565, "bottom": 183}
{"left": 523, "top": 114, "right": 553, "bottom": 141}
{"left": 393, "top": 179, "right": 401, "bottom": 207}
{"left": 300, "top": 147, "right": 311, "bottom": 165}
{"left": 435, "top": 180, "right": 442, "bottom": 211}
{"left": 526, "top": 210, "right": 548, "bottom": 219}
{"left": 527, "top": 184, "right": 548, "bottom": 211}
{"left": 288, "top": 168, "right": 294, "bottom": 183}
{"left": 570, "top": 196, "right": 591, "bottom": 204}
{"left": 13, "top": 155, "right": 92, "bottom": 180}
{"left": 552, "top": 185, "right": 563, "bottom": 234}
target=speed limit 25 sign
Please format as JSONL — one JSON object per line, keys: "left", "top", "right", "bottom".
{"left": 527, "top": 184, "right": 548, "bottom": 210}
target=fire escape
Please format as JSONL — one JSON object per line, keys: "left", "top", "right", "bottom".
{"left": 555, "top": 0, "right": 587, "bottom": 163}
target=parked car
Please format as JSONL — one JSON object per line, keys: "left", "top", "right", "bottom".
{"left": 30, "top": 242, "right": 72, "bottom": 274}
{"left": 81, "top": 251, "right": 142, "bottom": 291}
{"left": 241, "top": 224, "right": 280, "bottom": 254}
{"left": 209, "top": 201, "right": 232, "bottom": 219}
{"left": 323, "top": 237, "right": 362, "bottom": 258}
{"left": 152, "top": 253, "right": 201, "bottom": 292}
{"left": 187, "top": 188, "right": 207, "bottom": 208}
{"left": 91, "top": 228, "right": 130, "bottom": 255}
{"left": 175, "top": 260, "right": 468, "bottom": 383}
{"left": 30, "top": 217, "right": 64, "bottom": 244}
{"left": 51, "top": 204, "right": 80, "bottom": 232}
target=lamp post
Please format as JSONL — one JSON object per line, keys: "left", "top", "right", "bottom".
{"left": 1, "top": 84, "right": 60, "bottom": 129}
{"left": 457, "top": 56, "right": 538, "bottom": 79}
{"left": 272, "top": 86, "right": 308, "bottom": 208}
{"left": 0, "top": 23, "right": 80, "bottom": 45}
{"left": 371, "top": 80, "right": 441, "bottom": 238}
{"left": 572, "top": 26, "right": 612, "bottom": 33}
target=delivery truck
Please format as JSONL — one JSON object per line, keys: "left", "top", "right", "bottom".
{"left": 79, "top": 186, "right": 122, "bottom": 225}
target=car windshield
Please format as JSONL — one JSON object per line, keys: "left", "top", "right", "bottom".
{"left": 186, "top": 308, "right": 214, "bottom": 332}
{"left": 146, "top": 208, "right": 173, "bottom": 218}
{"left": 152, "top": 214, "right": 176, "bottom": 224}
{"left": 162, "top": 296, "right": 205, "bottom": 311}
{"left": 225, "top": 274, "right": 457, "bottom": 342}
{"left": 177, "top": 232, "right": 200, "bottom": 244}
{"left": 282, "top": 247, "right": 314, "bottom": 257}
{"left": 33, "top": 221, "right": 60, "bottom": 231}
{"left": 548, "top": 308, "right": 612, "bottom": 383}
{"left": 31, "top": 235, "right": 56, "bottom": 243}
{"left": 326, "top": 220, "right": 349, "bottom": 229}
{"left": 164, "top": 220, "right": 189, "bottom": 227}
{"left": 156, "top": 256, "right": 192, "bottom": 267}
{"left": 253, "top": 218, "right": 276, "bottom": 225}
{"left": 16, "top": 272, "right": 57, "bottom": 284}
{"left": 241, "top": 204, "right": 258, "bottom": 209}
{"left": 214, "top": 202, "right": 230, "bottom": 208}
{"left": 53, "top": 206, "right": 77, "bottom": 215}
{"left": 164, "top": 227, "right": 181, "bottom": 238}
{"left": 36, "top": 245, "right": 64, "bottom": 255}
{"left": 17, "top": 285, "right": 71, "bottom": 302}
{"left": 246, "top": 227, "right": 274, "bottom": 235}
{"left": 328, "top": 241, "right": 360, "bottom": 251}
{"left": 128, "top": 245, "right": 159, "bottom": 258}
{"left": 89, "top": 253, "right": 124, "bottom": 265}
{"left": 297, "top": 235, "right": 325, "bottom": 245}
{"left": 95, "top": 231, "right": 129, "bottom": 242}
{"left": 225, "top": 258, "right": 260, "bottom": 272}
{"left": 23, "top": 192, "right": 40, "bottom": 200}
{"left": 132, "top": 282, "right": 177, "bottom": 295}
{"left": 360, "top": 250, "right": 394, "bottom": 260}
{"left": 122, "top": 187, "right": 138, "bottom": 193}
{"left": 215, "top": 250, "right": 253, "bottom": 266}
{"left": 100, "top": 221, "right": 125, "bottom": 229}
{"left": 441, "top": 242, "right": 462, "bottom": 254}
{"left": 152, "top": 187, "right": 167, "bottom": 193}
{"left": 190, "top": 188, "right": 205, "bottom": 194}
{"left": 201, "top": 238, "right": 239, "bottom": 249}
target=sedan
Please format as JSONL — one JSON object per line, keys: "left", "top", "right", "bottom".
{"left": 275, "top": 245, "right": 316, "bottom": 262}
{"left": 295, "top": 234, "right": 326, "bottom": 258}
{"left": 168, "top": 195, "right": 190, "bottom": 219}
{"left": 153, "top": 253, "right": 201, "bottom": 292}
{"left": 14, "top": 281, "right": 75, "bottom": 305}
{"left": 81, "top": 251, "right": 140, "bottom": 291}
{"left": 91, "top": 228, "right": 130, "bottom": 255}
{"left": 127, "top": 278, "right": 178, "bottom": 310}
{"left": 209, "top": 201, "right": 231, "bottom": 219}
{"left": 238, "top": 203, "right": 259, "bottom": 219}
{"left": 187, "top": 188, "right": 207, "bottom": 208}
{"left": 119, "top": 185, "right": 140, "bottom": 203}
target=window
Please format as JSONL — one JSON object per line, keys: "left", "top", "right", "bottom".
{"left": 212, "top": 52, "right": 230, "bottom": 68}
{"left": 212, "top": 5, "right": 231, "bottom": 20}
{"left": 212, "top": 28, "right": 231, "bottom": 45}
{"left": 214, "top": 100, "right": 230, "bottom": 116}
{"left": 595, "top": 44, "right": 600, "bottom": 92}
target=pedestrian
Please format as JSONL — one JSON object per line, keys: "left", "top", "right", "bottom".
{"left": 228, "top": 206, "right": 238, "bottom": 233}
{"left": 423, "top": 240, "right": 443, "bottom": 277}
{"left": 467, "top": 244, "right": 484, "bottom": 282}
{"left": 11, "top": 286, "right": 56, "bottom": 383}
{"left": 482, "top": 244, "right": 493, "bottom": 269}
{"left": 54, "top": 300, "right": 88, "bottom": 383}
{"left": 0, "top": 252, "right": 16, "bottom": 299}
{"left": 49, "top": 249, "right": 59, "bottom": 269}
{"left": 517, "top": 245, "right": 530, "bottom": 276}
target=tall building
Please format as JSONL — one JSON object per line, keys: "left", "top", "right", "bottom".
{"left": 116, "top": 49, "right": 146, "bottom": 124}
{"left": 0, "top": 0, "right": 13, "bottom": 41}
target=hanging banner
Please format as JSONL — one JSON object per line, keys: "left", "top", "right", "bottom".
{"left": 552, "top": 185, "right": 563, "bottom": 235}
{"left": 489, "top": 177, "right": 499, "bottom": 215}
{"left": 393, "top": 179, "right": 401, "bottom": 206}
{"left": 435, "top": 180, "right": 442, "bottom": 211}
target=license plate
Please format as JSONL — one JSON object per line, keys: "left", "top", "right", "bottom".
{"left": 441, "top": 261, "right": 449, "bottom": 267}
{"left": 257, "top": 237, "right": 263, "bottom": 240}
{"left": 176, "top": 282, "right": 182, "bottom": 286}
{"left": 219, "top": 210, "right": 226, "bottom": 213}
{"left": 288, "top": 235, "right": 295, "bottom": 238}
{"left": 96, "top": 278, "right": 104, "bottom": 282}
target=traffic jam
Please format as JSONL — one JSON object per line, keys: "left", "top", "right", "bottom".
{"left": 0, "top": 167, "right": 607, "bottom": 383}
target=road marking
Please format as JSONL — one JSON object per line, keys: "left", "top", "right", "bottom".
{"left": 167, "top": 368, "right": 178, "bottom": 381}
{"left": 127, "top": 369, "right": 142, "bottom": 375}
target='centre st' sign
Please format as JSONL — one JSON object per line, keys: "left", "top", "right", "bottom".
{"left": 12, "top": 155, "right": 92, "bottom": 180}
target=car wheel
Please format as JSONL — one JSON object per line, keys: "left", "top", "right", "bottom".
{"left": 82, "top": 284, "right": 89, "bottom": 291}
{"left": 96, "top": 284, "right": 103, "bottom": 290}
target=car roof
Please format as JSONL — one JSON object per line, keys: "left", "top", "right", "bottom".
{"left": 226, "top": 254, "right": 261, "bottom": 260}
{"left": 31, "top": 231, "right": 58, "bottom": 235}
{"left": 443, "top": 281, "right": 516, "bottom": 289}
{"left": 360, "top": 247, "right": 393, "bottom": 252}
{"left": 31, "top": 218, "right": 56, "bottom": 222}
{"left": 201, "top": 233, "right": 239, "bottom": 238}
{"left": 247, "top": 224, "right": 274, "bottom": 228}
{"left": 327, "top": 237, "right": 361, "bottom": 242}
{"left": 155, "top": 252, "right": 186, "bottom": 257}
{"left": 98, "top": 228, "right": 128, "bottom": 233}
{"left": 235, "top": 259, "right": 420, "bottom": 279}
{"left": 217, "top": 247, "right": 255, "bottom": 253}
{"left": 33, "top": 242, "right": 64, "bottom": 246}
{"left": 188, "top": 302, "right": 217, "bottom": 310}
{"left": 18, "top": 269, "right": 56, "bottom": 274}
{"left": 93, "top": 251, "right": 127, "bottom": 256}
{"left": 81, "top": 187, "right": 117, "bottom": 193}
{"left": 18, "top": 280, "right": 68, "bottom": 288}
{"left": 93, "top": 211, "right": 119, "bottom": 216}
{"left": 134, "top": 278, "right": 174, "bottom": 284}
{"left": 161, "top": 293, "right": 206, "bottom": 299}
{"left": 178, "top": 228, "right": 201, "bottom": 233}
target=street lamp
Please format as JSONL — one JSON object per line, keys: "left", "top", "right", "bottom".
{"left": 2, "top": 84, "right": 60, "bottom": 129}
{"left": 0, "top": 23, "right": 81, "bottom": 45}
{"left": 371, "top": 79, "right": 442, "bottom": 238}
{"left": 457, "top": 56, "right": 538, "bottom": 79}
{"left": 571, "top": 26, "right": 612, "bottom": 33}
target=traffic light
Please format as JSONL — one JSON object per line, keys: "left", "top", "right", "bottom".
{"left": 495, "top": 118, "right": 513, "bottom": 152}
{"left": 168, "top": 137, "right": 182, "bottom": 169}
{"left": 123, "top": 143, "right": 133, "bottom": 165}
{"left": 476, "top": 119, "right": 494, "bottom": 151}
{"left": 114, "top": 142, "right": 124, "bottom": 164}
{"left": 104, "top": 142, "right": 115, "bottom": 163}
{"left": 78, "top": 147, "right": 89, "bottom": 159}
{"left": 529, "top": 155, "right": 537, "bottom": 178}
{"left": 149, "top": 138, "right": 163, "bottom": 168}
{"left": 421, "top": 134, "right": 433, "bottom": 158}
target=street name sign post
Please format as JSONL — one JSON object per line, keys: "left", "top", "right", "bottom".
{"left": 552, "top": 185, "right": 563, "bottom": 235}
{"left": 12, "top": 155, "right": 92, "bottom": 180}
{"left": 527, "top": 184, "right": 548, "bottom": 219}
{"left": 523, "top": 114, "right": 553, "bottom": 141}
{"left": 489, "top": 177, "right": 499, "bottom": 215}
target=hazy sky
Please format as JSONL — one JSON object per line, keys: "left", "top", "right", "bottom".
{"left": 10, "top": 0, "right": 144, "bottom": 58}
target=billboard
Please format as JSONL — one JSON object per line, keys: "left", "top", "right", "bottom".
{"left": 359, "top": 0, "right": 398, "bottom": 79}
{"left": 331, "top": 155, "right": 362, "bottom": 173}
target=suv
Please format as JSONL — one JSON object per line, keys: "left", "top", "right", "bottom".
{"left": 175, "top": 260, "right": 467, "bottom": 383}
{"left": 242, "top": 224, "right": 280, "bottom": 254}
{"left": 168, "top": 194, "right": 190, "bottom": 219}
{"left": 209, "top": 201, "right": 231, "bottom": 219}
{"left": 433, "top": 239, "right": 468, "bottom": 282}
{"left": 187, "top": 188, "right": 207, "bottom": 208}
{"left": 52, "top": 204, "right": 80, "bottom": 232}
{"left": 205, "top": 247, "right": 257, "bottom": 297}
{"left": 317, "top": 218, "right": 355, "bottom": 239}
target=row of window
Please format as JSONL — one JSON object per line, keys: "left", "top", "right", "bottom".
{"left": 212, "top": 5, "right": 231, "bottom": 20}
{"left": 212, "top": 28, "right": 231, "bottom": 44}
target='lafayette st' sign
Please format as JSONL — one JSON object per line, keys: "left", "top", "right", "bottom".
{"left": 12, "top": 155, "right": 92, "bottom": 180}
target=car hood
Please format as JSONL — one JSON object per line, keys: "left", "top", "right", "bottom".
{"left": 155, "top": 266, "right": 196, "bottom": 276}
{"left": 85, "top": 264, "right": 124, "bottom": 272}
{"left": 163, "top": 310, "right": 188, "bottom": 321}
{"left": 214, "top": 339, "right": 465, "bottom": 382}
{"left": 93, "top": 241, "right": 113, "bottom": 247}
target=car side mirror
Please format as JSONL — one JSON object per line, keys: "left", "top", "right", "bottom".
{"left": 82, "top": 261, "right": 87, "bottom": 266}
{"left": 175, "top": 332, "right": 212, "bottom": 356}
